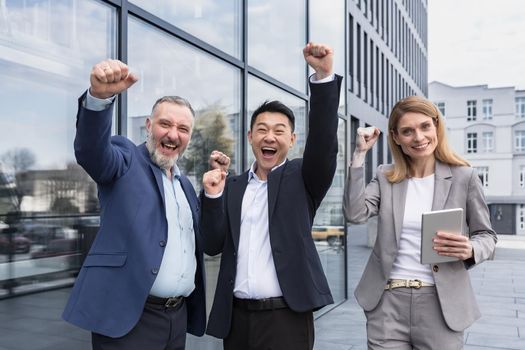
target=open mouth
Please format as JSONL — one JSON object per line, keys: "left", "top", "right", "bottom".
{"left": 161, "top": 142, "right": 178, "bottom": 152}
{"left": 261, "top": 147, "right": 277, "bottom": 158}
{"left": 412, "top": 143, "right": 429, "bottom": 150}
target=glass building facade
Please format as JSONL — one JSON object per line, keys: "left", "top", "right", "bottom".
{"left": 0, "top": 0, "right": 426, "bottom": 348}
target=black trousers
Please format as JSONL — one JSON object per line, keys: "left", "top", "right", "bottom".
{"left": 224, "top": 300, "right": 314, "bottom": 350}
{"left": 92, "top": 299, "right": 187, "bottom": 350}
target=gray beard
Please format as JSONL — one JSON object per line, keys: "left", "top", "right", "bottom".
{"left": 146, "top": 132, "right": 178, "bottom": 171}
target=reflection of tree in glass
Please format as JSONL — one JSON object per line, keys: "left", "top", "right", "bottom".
{"left": 1, "top": 148, "right": 36, "bottom": 173}
{"left": 180, "top": 102, "right": 235, "bottom": 183}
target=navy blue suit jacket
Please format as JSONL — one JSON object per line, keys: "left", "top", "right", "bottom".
{"left": 202, "top": 76, "right": 343, "bottom": 338}
{"left": 62, "top": 95, "right": 206, "bottom": 338}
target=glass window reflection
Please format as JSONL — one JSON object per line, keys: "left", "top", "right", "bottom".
{"left": 130, "top": 0, "right": 242, "bottom": 59}
{"left": 0, "top": 0, "right": 115, "bottom": 295}
{"left": 247, "top": 75, "right": 306, "bottom": 166}
{"left": 127, "top": 16, "right": 242, "bottom": 190}
{"left": 248, "top": 0, "right": 306, "bottom": 92}
{"left": 312, "top": 118, "right": 346, "bottom": 307}
{"left": 309, "top": 0, "right": 346, "bottom": 113}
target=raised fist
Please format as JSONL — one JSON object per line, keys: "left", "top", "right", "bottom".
{"left": 303, "top": 43, "right": 334, "bottom": 80}
{"left": 89, "top": 59, "right": 138, "bottom": 99}
{"left": 203, "top": 168, "right": 227, "bottom": 196}
{"left": 208, "top": 150, "right": 231, "bottom": 173}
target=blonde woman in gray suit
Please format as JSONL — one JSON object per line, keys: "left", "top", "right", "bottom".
{"left": 343, "top": 96, "right": 497, "bottom": 350}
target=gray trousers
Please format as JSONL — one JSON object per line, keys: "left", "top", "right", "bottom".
{"left": 365, "top": 286, "right": 464, "bottom": 350}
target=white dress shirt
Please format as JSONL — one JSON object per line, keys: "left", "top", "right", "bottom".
{"left": 389, "top": 174, "right": 435, "bottom": 284}
{"left": 233, "top": 161, "right": 285, "bottom": 299}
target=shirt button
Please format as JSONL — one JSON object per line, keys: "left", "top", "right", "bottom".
{"left": 159, "top": 240, "right": 166, "bottom": 247}
{"left": 433, "top": 265, "right": 439, "bottom": 272}
{"left": 229, "top": 279, "right": 234, "bottom": 285}
{"left": 151, "top": 268, "right": 159, "bottom": 275}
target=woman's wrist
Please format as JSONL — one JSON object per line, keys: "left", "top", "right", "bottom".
{"left": 351, "top": 150, "right": 367, "bottom": 167}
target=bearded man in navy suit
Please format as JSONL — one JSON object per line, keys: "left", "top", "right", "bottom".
{"left": 63, "top": 60, "right": 213, "bottom": 349}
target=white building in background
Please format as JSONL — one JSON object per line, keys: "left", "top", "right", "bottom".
{"left": 429, "top": 81, "right": 525, "bottom": 235}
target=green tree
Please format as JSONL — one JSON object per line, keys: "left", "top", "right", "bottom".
{"left": 181, "top": 102, "right": 235, "bottom": 184}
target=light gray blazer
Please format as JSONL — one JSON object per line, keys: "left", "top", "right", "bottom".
{"left": 343, "top": 161, "right": 497, "bottom": 332}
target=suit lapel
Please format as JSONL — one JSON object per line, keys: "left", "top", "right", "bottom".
{"left": 228, "top": 172, "right": 249, "bottom": 250}
{"left": 392, "top": 179, "right": 408, "bottom": 246}
{"left": 139, "top": 144, "right": 166, "bottom": 211}
{"left": 267, "top": 162, "right": 285, "bottom": 224}
{"left": 432, "top": 161, "right": 452, "bottom": 210}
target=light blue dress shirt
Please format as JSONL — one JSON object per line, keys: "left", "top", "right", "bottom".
{"left": 149, "top": 167, "right": 196, "bottom": 297}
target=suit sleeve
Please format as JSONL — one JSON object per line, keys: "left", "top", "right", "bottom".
{"left": 201, "top": 192, "right": 227, "bottom": 256}
{"left": 464, "top": 168, "right": 497, "bottom": 268}
{"left": 302, "top": 75, "right": 343, "bottom": 208}
{"left": 343, "top": 165, "right": 381, "bottom": 223}
{"left": 74, "top": 92, "right": 132, "bottom": 184}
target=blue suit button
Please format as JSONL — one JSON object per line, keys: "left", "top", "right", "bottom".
{"left": 151, "top": 268, "right": 159, "bottom": 275}
{"left": 159, "top": 240, "right": 166, "bottom": 247}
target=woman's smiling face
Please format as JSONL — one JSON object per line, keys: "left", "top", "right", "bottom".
{"left": 392, "top": 112, "right": 438, "bottom": 163}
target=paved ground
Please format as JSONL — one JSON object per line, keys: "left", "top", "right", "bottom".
{"left": 0, "top": 225, "right": 523, "bottom": 349}
{"left": 314, "top": 225, "right": 525, "bottom": 350}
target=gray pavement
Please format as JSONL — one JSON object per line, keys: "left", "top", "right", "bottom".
{"left": 314, "top": 225, "right": 525, "bottom": 350}
{"left": 0, "top": 226, "right": 523, "bottom": 349}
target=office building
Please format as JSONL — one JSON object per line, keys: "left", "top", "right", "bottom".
{"left": 430, "top": 81, "right": 525, "bottom": 235}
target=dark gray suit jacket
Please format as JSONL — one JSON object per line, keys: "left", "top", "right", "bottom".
{"left": 343, "top": 161, "right": 497, "bottom": 331}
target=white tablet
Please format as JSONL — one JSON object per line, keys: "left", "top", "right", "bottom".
{"left": 420, "top": 208, "right": 464, "bottom": 264}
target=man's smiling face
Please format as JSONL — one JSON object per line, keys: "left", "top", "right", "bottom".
{"left": 248, "top": 111, "right": 296, "bottom": 180}
{"left": 146, "top": 102, "right": 193, "bottom": 171}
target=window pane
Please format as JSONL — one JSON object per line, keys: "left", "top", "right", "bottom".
{"left": 127, "top": 16, "right": 242, "bottom": 188}
{"left": 0, "top": 0, "right": 115, "bottom": 295}
{"left": 309, "top": 0, "right": 345, "bottom": 113}
{"left": 247, "top": 75, "right": 307, "bottom": 166}
{"left": 248, "top": 0, "right": 306, "bottom": 92}
{"left": 130, "top": 0, "right": 242, "bottom": 59}
{"left": 312, "top": 118, "right": 346, "bottom": 307}
{"left": 516, "top": 97, "right": 525, "bottom": 118}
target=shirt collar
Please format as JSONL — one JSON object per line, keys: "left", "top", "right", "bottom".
{"left": 163, "top": 164, "right": 181, "bottom": 180}
{"left": 247, "top": 159, "right": 286, "bottom": 181}
{"left": 173, "top": 164, "right": 182, "bottom": 179}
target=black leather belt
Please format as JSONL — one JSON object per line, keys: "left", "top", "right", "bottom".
{"left": 147, "top": 295, "right": 185, "bottom": 308}
{"left": 233, "top": 297, "right": 288, "bottom": 311}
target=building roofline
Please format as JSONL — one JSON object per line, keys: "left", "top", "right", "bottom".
{"left": 429, "top": 80, "right": 518, "bottom": 91}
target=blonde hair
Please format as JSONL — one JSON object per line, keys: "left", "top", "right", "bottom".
{"left": 386, "top": 96, "right": 469, "bottom": 183}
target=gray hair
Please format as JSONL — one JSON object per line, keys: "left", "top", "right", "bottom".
{"left": 151, "top": 96, "right": 195, "bottom": 118}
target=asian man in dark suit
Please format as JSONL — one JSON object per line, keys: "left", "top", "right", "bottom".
{"left": 62, "top": 60, "right": 209, "bottom": 349}
{"left": 200, "top": 43, "right": 342, "bottom": 350}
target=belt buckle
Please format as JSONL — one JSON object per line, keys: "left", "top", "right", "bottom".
{"left": 386, "top": 280, "right": 394, "bottom": 290}
{"left": 165, "top": 297, "right": 181, "bottom": 308}
{"left": 412, "top": 279, "right": 422, "bottom": 289}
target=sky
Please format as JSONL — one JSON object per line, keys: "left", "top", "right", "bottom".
{"left": 428, "top": 0, "right": 525, "bottom": 90}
